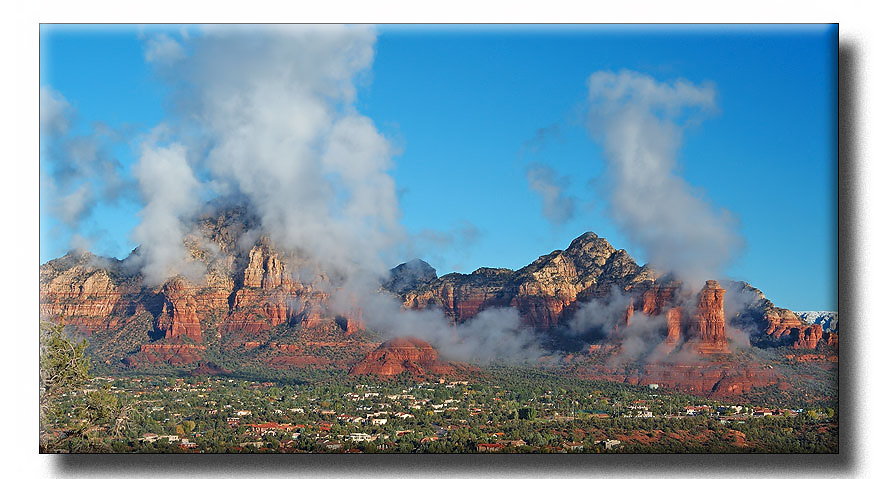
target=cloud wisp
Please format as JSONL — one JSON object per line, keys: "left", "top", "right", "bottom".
{"left": 128, "top": 139, "right": 203, "bottom": 286}
{"left": 585, "top": 70, "right": 743, "bottom": 287}
{"left": 331, "top": 284, "right": 548, "bottom": 364}
{"left": 40, "top": 86, "right": 131, "bottom": 247}
{"left": 526, "top": 162, "right": 576, "bottom": 226}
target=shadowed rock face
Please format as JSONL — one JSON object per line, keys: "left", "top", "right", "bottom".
{"left": 383, "top": 259, "right": 438, "bottom": 295}
{"left": 189, "top": 361, "right": 231, "bottom": 376}
{"left": 350, "top": 337, "right": 453, "bottom": 377}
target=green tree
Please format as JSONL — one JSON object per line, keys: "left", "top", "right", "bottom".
{"left": 40, "top": 321, "right": 90, "bottom": 414}
{"left": 40, "top": 321, "right": 132, "bottom": 452}
{"left": 518, "top": 408, "right": 535, "bottom": 420}
{"left": 40, "top": 321, "right": 91, "bottom": 451}
{"left": 183, "top": 420, "right": 196, "bottom": 434}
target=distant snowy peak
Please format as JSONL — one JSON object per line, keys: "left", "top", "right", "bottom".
{"left": 795, "top": 311, "right": 838, "bottom": 333}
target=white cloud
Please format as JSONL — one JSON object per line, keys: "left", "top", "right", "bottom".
{"left": 144, "top": 33, "right": 185, "bottom": 65}
{"left": 138, "top": 25, "right": 403, "bottom": 284}
{"left": 52, "top": 183, "right": 94, "bottom": 227}
{"left": 130, "top": 140, "right": 202, "bottom": 286}
{"left": 40, "top": 86, "right": 71, "bottom": 135}
{"left": 40, "top": 86, "right": 129, "bottom": 249}
{"left": 526, "top": 162, "right": 575, "bottom": 225}
{"left": 586, "top": 70, "right": 742, "bottom": 286}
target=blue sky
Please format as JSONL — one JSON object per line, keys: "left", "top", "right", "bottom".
{"left": 39, "top": 25, "right": 837, "bottom": 310}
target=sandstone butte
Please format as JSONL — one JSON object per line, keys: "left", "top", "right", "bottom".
{"left": 39, "top": 202, "right": 836, "bottom": 395}
{"left": 349, "top": 337, "right": 453, "bottom": 377}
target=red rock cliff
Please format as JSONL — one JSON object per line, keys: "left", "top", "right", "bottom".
{"left": 641, "top": 284, "right": 677, "bottom": 316}
{"left": 402, "top": 233, "right": 654, "bottom": 331}
{"left": 691, "top": 280, "right": 729, "bottom": 354}
{"left": 665, "top": 307, "right": 683, "bottom": 345}
{"left": 157, "top": 278, "right": 202, "bottom": 342}
{"left": 793, "top": 324, "right": 824, "bottom": 349}
{"left": 764, "top": 307, "right": 807, "bottom": 339}
{"left": 39, "top": 252, "right": 142, "bottom": 334}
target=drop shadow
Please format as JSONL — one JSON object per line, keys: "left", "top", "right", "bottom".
{"left": 48, "top": 30, "right": 857, "bottom": 477}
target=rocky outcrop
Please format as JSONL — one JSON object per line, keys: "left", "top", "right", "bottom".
{"left": 665, "top": 307, "right": 682, "bottom": 345}
{"left": 189, "top": 361, "right": 231, "bottom": 376}
{"left": 224, "top": 288, "right": 295, "bottom": 334}
{"left": 764, "top": 307, "right": 807, "bottom": 339}
{"left": 122, "top": 343, "right": 206, "bottom": 367}
{"left": 242, "top": 241, "right": 288, "bottom": 289}
{"left": 39, "top": 251, "right": 143, "bottom": 333}
{"left": 334, "top": 315, "right": 362, "bottom": 335}
{"left": 221, "top": 237, "right": 365, "bottom": 336}
{"left": 623, "top": 300, "right": 635, "bottom": 329}
{"left": 350, "top": 337, "right": 453, "bottom": 376}
{"left": 620, "top": 281, "right": 728, "bottom": 354}
{"left": 578, "top": 360, "right": 779, "bottom": 398}
{"left": 640, "top": 283, "right": 678, "bottom": 316}
{"left": 157, "top": 278, "right": 202, "bottom": 342}
{"left": 402, "top": 268, "right": 516, "bottom": 325}
{"left": 691, "top": 281, "right": 729, "bottom": 354}
{"left": 793, "top": 324, "right": 824, "bottom": 349}
{"left": 722, "top": 281, "right": 836, "bottom": 349}
{"left": 402, "top": 232, "right": 654, "bottom": 330}
{"left": 825, "top": 332, "right": 838, "bottom": 348}
{"left": 638, "top": 362, "right": 777, "bottom": 398}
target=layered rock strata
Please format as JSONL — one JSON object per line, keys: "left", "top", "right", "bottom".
{"left": 402, "top": 233, "right": 654, "bottom": 330}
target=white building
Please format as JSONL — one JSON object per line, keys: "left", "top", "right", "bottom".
{"left": 349, "top": 432, "right": 373, "bottom": 442}
{"left": 596, "top": 439, "right": 622, "bottom": 450}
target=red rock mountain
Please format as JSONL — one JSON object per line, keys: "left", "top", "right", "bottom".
{"left": 396, "top": 232, "right": 655, "bottom": 330}
{"left": 39, "top": 202, "right": 835, "bottom": 391}
{"left": 39, "top": 204, "right": 364, "bottom": 367}
{"left": 350, "top": 337, "right": 453, "bottom": 377}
